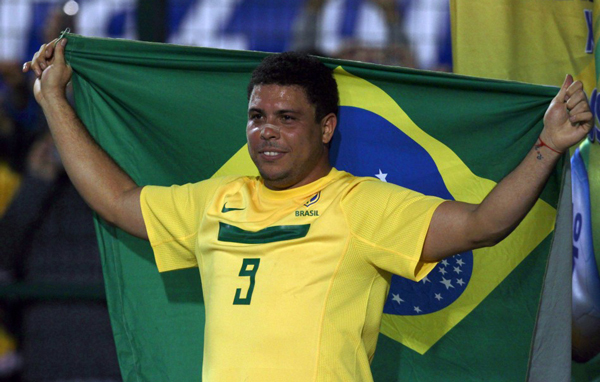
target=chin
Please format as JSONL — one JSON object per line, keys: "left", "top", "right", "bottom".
{"left": 258, "top": 168, "right": 286, "bottom": 181}
{"left": 259, "top": 170, "right": 297, "bottom": 189}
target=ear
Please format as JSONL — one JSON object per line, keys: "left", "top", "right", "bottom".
{"left": 320, "top": 113, "right": 337, "bottom": 145}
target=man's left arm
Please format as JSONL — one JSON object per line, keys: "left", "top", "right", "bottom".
{"left": 421, "top": 74, "right": 593, "bottom": 262}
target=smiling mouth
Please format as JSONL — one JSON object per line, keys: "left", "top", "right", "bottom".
{"left": 258, "top": 150, "right": 286, "bottom": 160}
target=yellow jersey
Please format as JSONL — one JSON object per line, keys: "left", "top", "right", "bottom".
{"left": 140, "top": 168, "right": 443, "bottom": 381}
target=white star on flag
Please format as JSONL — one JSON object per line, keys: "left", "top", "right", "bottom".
{"left": 438, "top": 267, "right": 447, "bottom": 275}
{"left": 392, "top": 293, "right": 404, "bottom": 304}
{"left": 434, "top": 293, "right": 443, "bottom": 301}
{"left": 375, "top": 169, "right": 388, "bottom": 182}
{"left": 456, "top": 278, "right": 465, "bottom": 286}
{"left": 414, "top": 306, "right": 422, "bottom": 313}
{"left": 456, "top": 258, "right": 465, "bottom": 266}
{"left": 441, "top": 259, "right": 449, "bottom": 266}
{"left": 421, "top": 276, "right": 431, "bottom": 283}
{"left": 453, "top": 266, "right": 462, "bottom": 274}
{"left": 440, "top": 277, "right": 454, "bottom": 289}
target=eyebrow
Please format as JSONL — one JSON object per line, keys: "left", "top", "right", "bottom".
{"left": 278, "top": 109, "right": 301, "bottom": 114}
{"left": 247, "top": 108, "right": 301, "bottom": 115}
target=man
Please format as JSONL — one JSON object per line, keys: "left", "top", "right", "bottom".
{"left": 24, "top": 38, "right": 592, "bottom": 381}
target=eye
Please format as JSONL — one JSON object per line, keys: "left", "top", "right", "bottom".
{"left": 249, "top": 113, "right": 263, "bottom": 121}
{"left": 282, "top": 114, "right": 295, "bottom": 122}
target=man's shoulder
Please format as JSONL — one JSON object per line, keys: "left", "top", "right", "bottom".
{"left": 327, "top": 168, "right": 375, "bottom": 185}
{"left": 334, "top": 171, "right": 425, "bottom": 207}
{"left": 142, "top": 175, "right": 259, "bottom": 201}
{"left": 179, "top": 174, "right": 259, "bottom": 189}
{"left": 332, "top": 169, "right": 398, "bottom": 193}
{"left": 212, "top": 174, "right": 261, "bottom": 189}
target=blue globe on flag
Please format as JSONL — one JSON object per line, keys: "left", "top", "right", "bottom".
{"left": 331, "top": 106, "right": 473, "bottom": 316}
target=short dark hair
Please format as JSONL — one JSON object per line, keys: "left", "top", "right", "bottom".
{"left": 247, "top": 52, "right": 339, "bottom": 122}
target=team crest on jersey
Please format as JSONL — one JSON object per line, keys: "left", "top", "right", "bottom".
{"left": 304, "top": 192, "right": 321, "bottom": 207}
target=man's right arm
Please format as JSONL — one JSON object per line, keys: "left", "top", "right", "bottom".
{"left": 23, "top": 38, "right": 148, "bottom": 240}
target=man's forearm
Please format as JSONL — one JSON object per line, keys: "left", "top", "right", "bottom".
{"left": 465, "top": 75, "right": 590, "bottom": 249}
{"left": 23, "top": 38, "right": 147, "bottom": 239}
{"left": 470, "top": 141, "right": 561, "bottom": 246}
{"left": 422, "top": 141, "right": 562, "bottom": 262}
{"left": 41, "top": 96, "right": 147, "bottom": 239}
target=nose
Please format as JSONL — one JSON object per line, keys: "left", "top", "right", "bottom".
{"left": 260, "top": 123, "right": 280, "bottom": 140}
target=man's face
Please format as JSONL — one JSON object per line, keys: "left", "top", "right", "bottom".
{"left": 246, "top": 84, "right": 336, "bottom": 190}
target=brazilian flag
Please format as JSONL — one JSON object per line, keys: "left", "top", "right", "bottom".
{"left": 64, "top": 33, "right": 562, "bottom": 381}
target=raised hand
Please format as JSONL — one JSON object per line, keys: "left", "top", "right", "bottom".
{"left": 23, "top": 38, "right": 72, "bottom": 106}
{"left": 541, "top": 74, "right": 593, "bottom": 153}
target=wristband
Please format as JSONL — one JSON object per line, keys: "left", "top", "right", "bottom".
{"left": 536, "top": 137, "right": 563, "bottom": 154}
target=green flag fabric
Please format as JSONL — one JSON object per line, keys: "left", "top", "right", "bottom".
{"left": 63, "top": 33, "right": 563, "bottom": 381}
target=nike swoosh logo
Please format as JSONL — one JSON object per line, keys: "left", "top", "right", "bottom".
{"left": 221, "top": 203, "right": 246, "bottom": 213}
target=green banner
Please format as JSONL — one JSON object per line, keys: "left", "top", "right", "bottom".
{"left": 64, "top": 33, "right": 561, "bottom": 381}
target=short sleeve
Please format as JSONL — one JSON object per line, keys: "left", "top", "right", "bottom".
{"left": 140, "top": 177, "right": 227, "bottom": 272}
{"left": 341, "top": 179, "right": 445, "bottom": 281}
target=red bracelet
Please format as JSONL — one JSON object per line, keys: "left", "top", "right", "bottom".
{"left": 536, "top": 137, "right": 563, "bottom": 154}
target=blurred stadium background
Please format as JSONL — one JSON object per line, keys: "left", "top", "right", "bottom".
{"left": 1, "top": 0, "right": 452, "bottom": 69}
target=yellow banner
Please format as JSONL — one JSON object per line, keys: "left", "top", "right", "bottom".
{"left": 452, "top": 0, "right": 595, "bottom": 88}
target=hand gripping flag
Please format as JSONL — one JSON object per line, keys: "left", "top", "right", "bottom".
{"left": 63, "top": 33, "right": 562, "bottom": 381}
